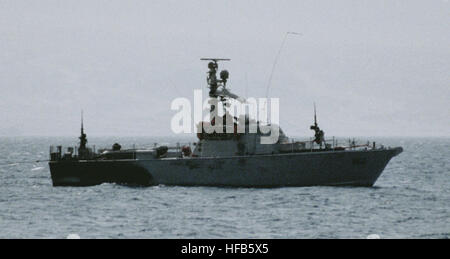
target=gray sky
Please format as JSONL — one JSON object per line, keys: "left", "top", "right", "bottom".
{"left": 0, "top": 0, "right": 449, "bottom": 137}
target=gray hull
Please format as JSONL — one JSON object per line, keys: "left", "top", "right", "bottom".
{"left": 50, "top": 147, "right": 402, "bottom": 187}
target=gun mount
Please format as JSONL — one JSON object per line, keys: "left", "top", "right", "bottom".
{"left": 310, "top": 103, "right": 325, "bottom": 147}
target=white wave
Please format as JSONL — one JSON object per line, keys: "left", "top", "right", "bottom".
{"left": 67, "top": 234, "right": 81, "bottom": 239}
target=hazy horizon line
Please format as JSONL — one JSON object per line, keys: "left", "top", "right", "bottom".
{"left": 1, "top": 134, "right": 449, "bottom": 139}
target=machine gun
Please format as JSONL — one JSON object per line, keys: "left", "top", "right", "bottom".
{"left": 310, "top": 103, "right": 325, "bottom": 147}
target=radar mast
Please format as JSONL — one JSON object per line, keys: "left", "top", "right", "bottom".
{"left": 200, "top": 58, "right": 231, "bottom": 98}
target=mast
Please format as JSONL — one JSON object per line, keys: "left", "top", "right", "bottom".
{"left": 314, "top": 102, "right": 317, "bottom": 128}
{"left": 79, "top": 110, "right": 87, "bottom": 150}
{"left": 81, "top": 110, "right": 84, "bottom": 135}
{"left": 200, "top": 58, "right": 230, "bottom": 98}
{"left": 200, "top": 58, "right": 231, "bottom": 122}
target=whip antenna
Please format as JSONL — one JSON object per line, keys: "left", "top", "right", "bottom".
{"left": 264, "top": 32, "right": 301, "bottom": 99}
{"left": 264, "top": 32, "right": 301, "bottom": 123}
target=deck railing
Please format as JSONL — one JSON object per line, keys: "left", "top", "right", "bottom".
{"left": 50, "top": 138, "right": 381, "bottom": 161}
{"left": 49, "top": 142, "right": 195, "bottom": 161}
{"left": 286, "top": 137, "right": 376, "bottom": 152}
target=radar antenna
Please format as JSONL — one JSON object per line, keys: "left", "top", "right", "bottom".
{"left": 200, "top": 58, "right": 231, "bottom": 62}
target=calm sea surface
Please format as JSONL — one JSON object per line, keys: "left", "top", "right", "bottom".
{"left": 0, "top": 136, "right": 448, "bottom": 238}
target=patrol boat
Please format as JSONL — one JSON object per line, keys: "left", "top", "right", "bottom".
{"left": 48, "top": 59, "right": 403, "bottom": 187}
